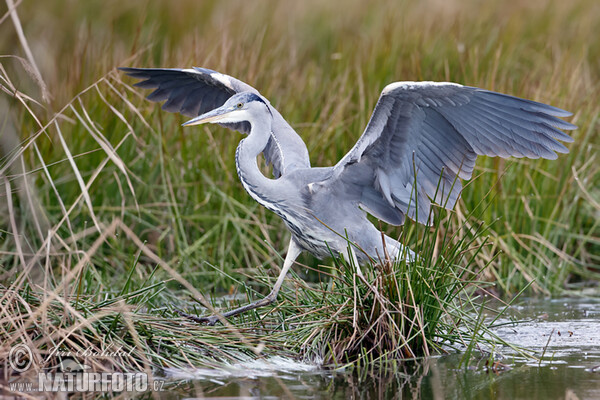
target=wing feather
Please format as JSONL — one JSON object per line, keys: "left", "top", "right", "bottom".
{"left": 120, "top": 67, "right": 310, "bottom": 176}
{"left": 466, "top": 101, "right": 570, "bottom": 153}
{"left": 329, "top": 82, "right": 576, "bottom": 225}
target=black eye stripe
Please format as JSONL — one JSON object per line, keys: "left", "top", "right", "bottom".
{"left": 240, "top": 93, "right": 266, "bottom": 105}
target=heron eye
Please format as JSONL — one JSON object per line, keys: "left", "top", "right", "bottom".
{"left": 236, "top": 102, "right": 244, "bottom": 109}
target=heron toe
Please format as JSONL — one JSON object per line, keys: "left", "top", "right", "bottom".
{"left": 177, "top": 309, "right": 220, "bottom": 326}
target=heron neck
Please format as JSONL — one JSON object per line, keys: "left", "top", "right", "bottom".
{"left": 235, "top": 115, "right": 277, "bottom": 203}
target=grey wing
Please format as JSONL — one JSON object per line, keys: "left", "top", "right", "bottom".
{"left": 120, "top": 67, "right": 310, "bottom": 176}
{"left": 331, "top": 82, "right": 576, "bottom": 225}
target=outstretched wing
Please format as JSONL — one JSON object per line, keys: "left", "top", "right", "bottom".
{"left": 120, "top": 67, "right": 310, "bottom": 176}
{"left": 331, "top": 82, "right": 576, "bottom": 225}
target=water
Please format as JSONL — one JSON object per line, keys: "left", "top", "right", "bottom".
{"left": 158, "top": 298, "right": 600, "bottom": 399}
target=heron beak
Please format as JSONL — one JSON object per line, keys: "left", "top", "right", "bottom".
{"left": 182, "top": 106, "right": 234, "bottom": 126}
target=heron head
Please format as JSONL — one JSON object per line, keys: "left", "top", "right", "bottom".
{"left": 182, "top": 92, "right": 270, "bottom": 126}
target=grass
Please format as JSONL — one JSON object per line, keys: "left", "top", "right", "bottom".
{"left": 0, "top": 0, "right": 599, "bottom": 382}
{"left": 1, "top": 210, "right": 524, "bottom": 376}
{"left": 277, "top": 209, "right": 506, "bottom": 366}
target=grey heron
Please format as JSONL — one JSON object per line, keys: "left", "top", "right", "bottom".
{"left": 121, "top": 67, "right": 576, "bottom": 325}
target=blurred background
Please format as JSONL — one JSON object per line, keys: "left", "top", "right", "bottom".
{"left": 1, "top": 0, "right": 598, "bottom": 296}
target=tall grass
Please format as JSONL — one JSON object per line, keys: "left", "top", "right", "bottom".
{"left": 0, "top": 0, "right": 598, "bottom": 379}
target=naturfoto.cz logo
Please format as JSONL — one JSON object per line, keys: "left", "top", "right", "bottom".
{"left": 7, "top": 344, "right": 164, "bottom": 393}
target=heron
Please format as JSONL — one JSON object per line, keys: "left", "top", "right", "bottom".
{"left": 121, "top": 67, "right": 576, "bottom": 325}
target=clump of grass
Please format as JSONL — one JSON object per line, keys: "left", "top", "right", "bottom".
{"left": 267, "top": 201, "right": 523, "bottom": 367}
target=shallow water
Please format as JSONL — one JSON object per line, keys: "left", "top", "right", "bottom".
{"left": 159, "top": 297, "right": 600, "bottom": 399}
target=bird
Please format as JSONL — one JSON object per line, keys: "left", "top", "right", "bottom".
{"left": 121, "top": 66, "right": 576, "bottom": 325}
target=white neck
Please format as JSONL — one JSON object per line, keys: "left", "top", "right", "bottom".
{"left": 235, "top": 111, "right": 278, "bottom": 206}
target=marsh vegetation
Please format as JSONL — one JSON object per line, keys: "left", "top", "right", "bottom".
{"left": 1, "top": 0, "right": 598, "bottom": 386}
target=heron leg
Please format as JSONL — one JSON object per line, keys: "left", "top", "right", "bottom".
{"left": 181, "top": 239, "right": 302, "bottom": 325}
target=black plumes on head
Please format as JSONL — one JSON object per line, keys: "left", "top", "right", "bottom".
{"left": 240, "top": 92, "right": 267, "bottom": 105}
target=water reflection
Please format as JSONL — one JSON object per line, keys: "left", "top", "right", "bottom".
{"left": 158, "top": 356, "right": 599, "bottom": 399}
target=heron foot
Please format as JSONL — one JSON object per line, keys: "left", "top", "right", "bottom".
{"left": 176, "top": 295, "right": 276, "bottom": 326}
{"left": 177, "top": 309, "right": 220, "bottom": 326}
